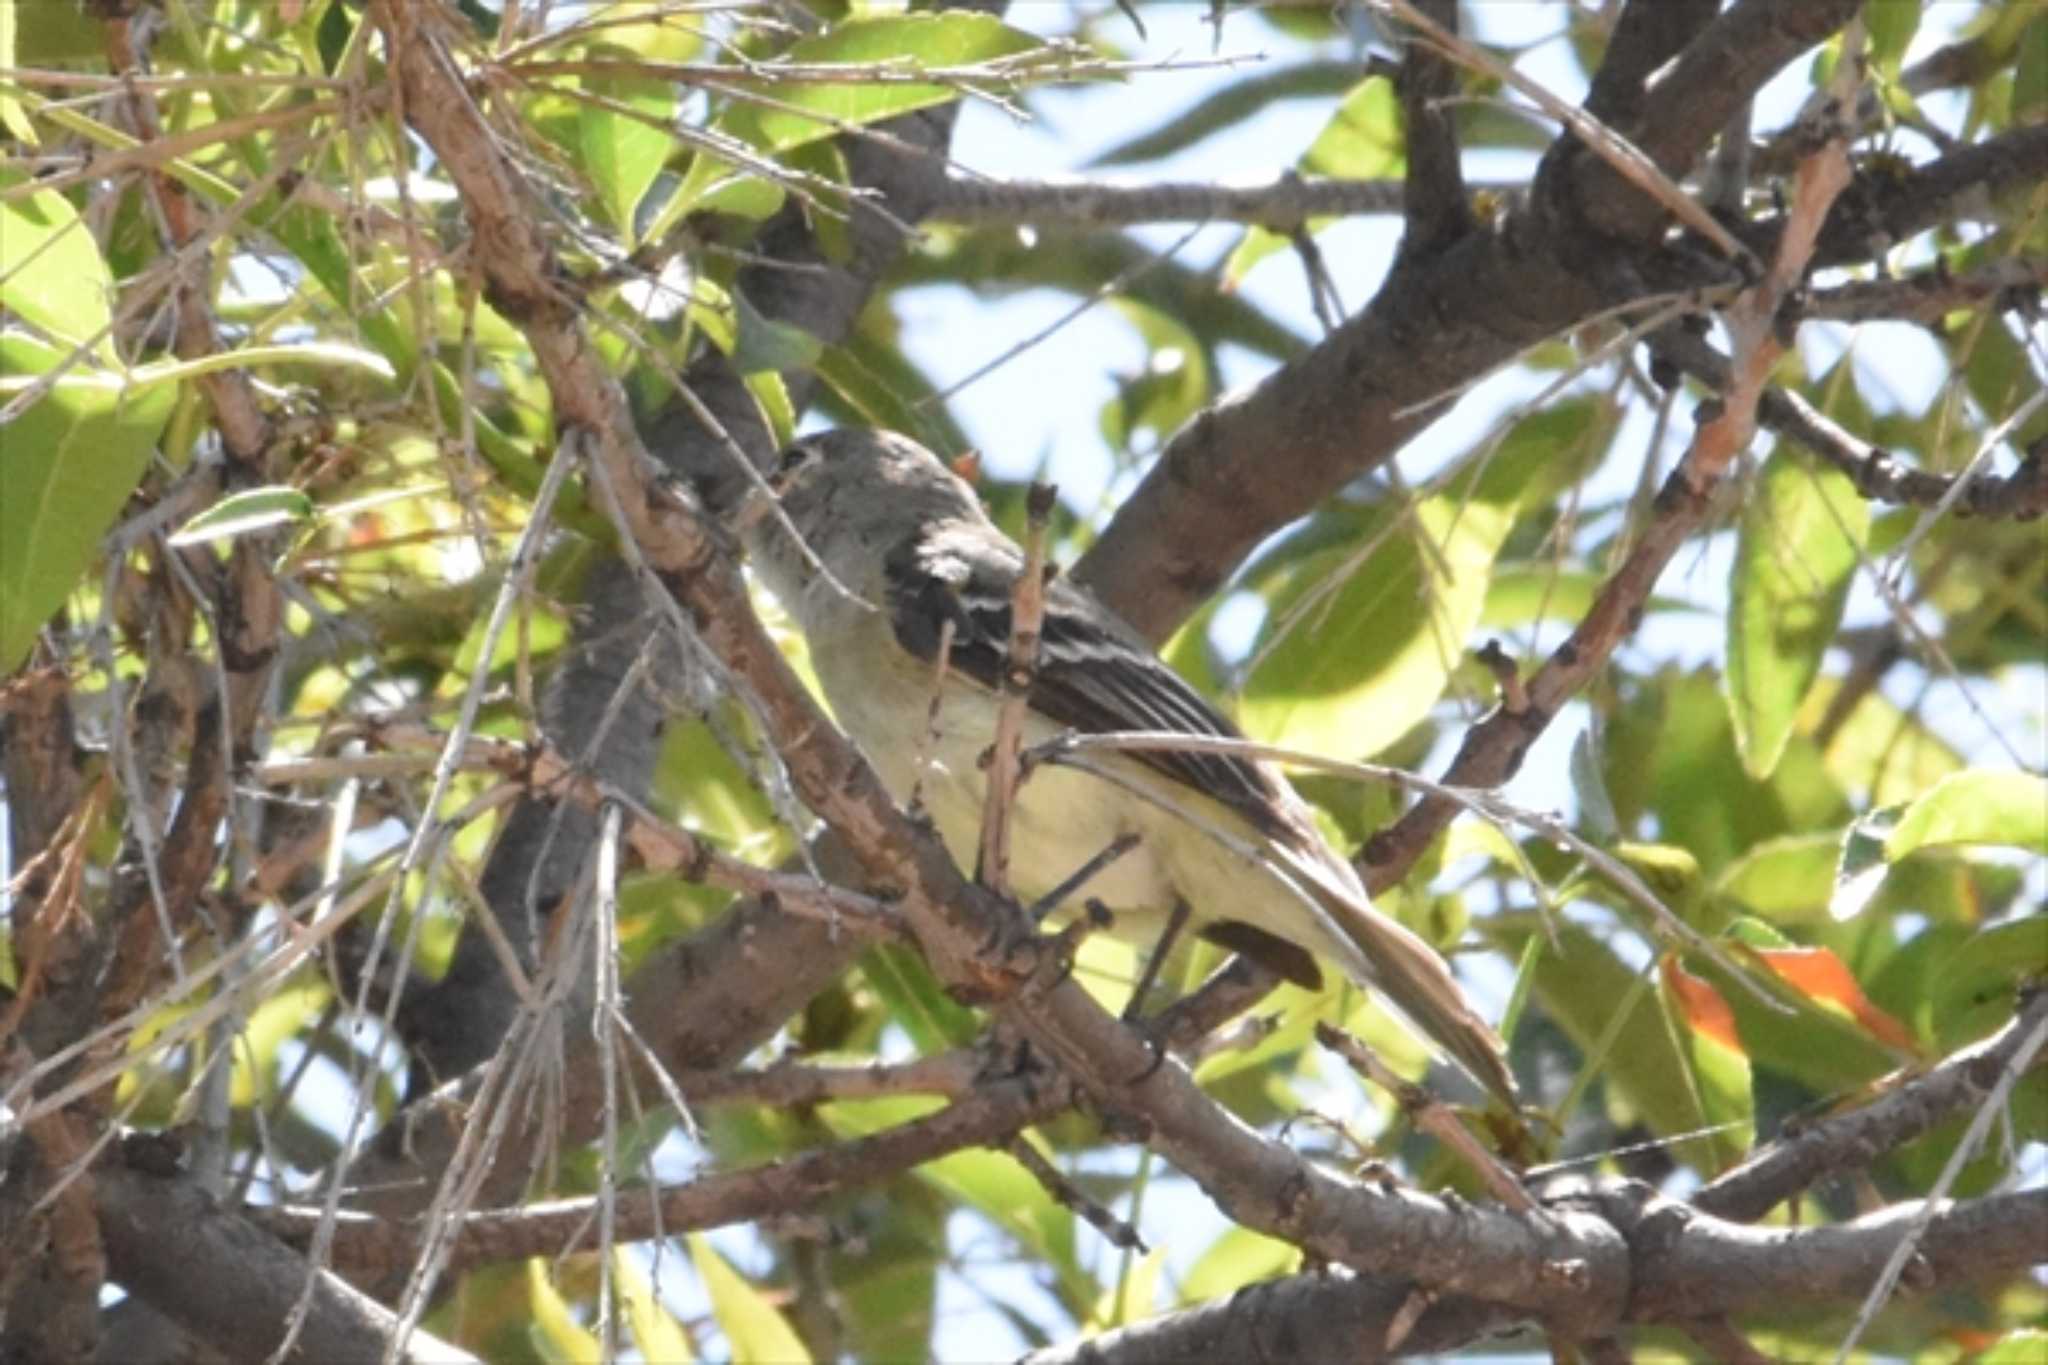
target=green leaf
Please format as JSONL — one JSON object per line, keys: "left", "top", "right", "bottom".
{"left": 732, "top": 288, "right": 822, "bottom": 375}
{"left": 1865, "top": 0, "right": 1921, "bottom": 74}
{"left": 1239, "top": 398, "right": 1610, "bottom": 759}
{"left": 1699, "top": 920, "right": 1898, "bottom": 1093}
{"left": 1712, "top": 833, "right": 1837, "bottom": 925}
{"left": 825, "top": 1096, "right": 1091, "bottom": 1316}
{"left": 1929, "top": 918, "right": 2048, "bottom": 1051}
{"left": 1514, "top": 921, "right": 1727, "bottom": 1170}
{"left": 1885, "top": 769, "right": 2048, "bottom": 858}
{"left": 1099, "top": 298, "right": 1211, "bottom": 453}
{"left": 744, "top": 370, "right": 797, "bottom": 450}
{"left": 166, "top": 487, "right": 318, "bottom": 547}
{"left": 524, "top": 1259, "right": 602, "bottom": 1362}
{"left": 1090, "top": 1246, "right": 1165, "bottom": 1329}
{"left": 856, "top": 944, "right": 978, "bottom": 1052}
{"left": 0, "top": 4, "right": 36, "bottom": 145}
{"left": 1980, "top": 1330, "right": 2048, "bottom": 1364}
{"left": 657, "top": 15, "right": 1046, "bottom": 226}
{"left": 689, "top": 1235, "right": 811, "bottom": 1365}
{"left": 1725, "top": 448, "right": 1869, "bottom": 779}
{"left": 2017, "top": 18, "right": 2048, "bottom": 124}
{"left": 1830, "top": 809, "right": 1896, "bottom": 922}
{"left": 0, "top": 338, "right": 176, "bottom": 672}
{"left": 578, "top": 57, "right": 677, "bottom": 245}
{"left": 1800, "top": 675, "right": 1963, "bottom": 808}
{"left": 1, "top": 171, "right": 114, "bottom": 362}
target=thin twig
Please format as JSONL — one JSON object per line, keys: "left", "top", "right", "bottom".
{"left": 1315, "top": 1023, "right": 1532, "bottom": 1211}
{"left": 978, "top": 483, "right": 1056, "bottom": 895}
{"left": 1007, "top": 1137, "right": 1147, "bottom": 1252}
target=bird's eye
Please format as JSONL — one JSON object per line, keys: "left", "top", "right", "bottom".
{"left": 772, "top": 444, "right": 820, "bottom": 494}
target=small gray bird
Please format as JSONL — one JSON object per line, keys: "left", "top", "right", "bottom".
{"left": 746, "top": 428, "right": 1517, "bottom": 1107}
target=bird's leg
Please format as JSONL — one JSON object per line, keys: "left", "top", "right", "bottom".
{"left": 1123, "top": 898, "right": 1192, "bottom": 1026}
{"left": 1026, "top": 832, "right": 1141, "bottom": 922}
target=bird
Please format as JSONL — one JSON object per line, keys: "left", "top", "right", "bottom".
{"left": 743, "top": 427, "right": 1518, "bottom": 1107}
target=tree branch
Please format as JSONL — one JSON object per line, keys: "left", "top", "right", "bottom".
{"left": 1651, "top": 322, "right": 2048, "bottom": 521}
{"left": 1362, "top": 122, "right": 1852, "bottom": 890}
{"left": 1695, "top": 988, "right": 2048, "bottom": 1222}
{"left": 924, "top": 173, "right": 1417, "bottom": 228}
{"left": 1391, "top": 0, "right": 1472, "bottom": 265}
{"left": 98, "top": 1159, "right": 476, "bottom": 1365}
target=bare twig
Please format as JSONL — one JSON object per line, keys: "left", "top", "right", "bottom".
{"left": 1007, "top": 1137, "right": 1147, "bottom": 1252}
{"left": 1316, "top": 1023, "right": 1533, "bottom": 1212}
{"left": 978, "top": 483, "right": 1056, "bottom": 895}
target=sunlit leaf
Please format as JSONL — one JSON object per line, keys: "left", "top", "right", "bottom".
{"left": 579, "top": 65, "right": 675, "bottom": 245}
{"left": 690, "top": 1235, "right": 812, "bottom": 1365}
{"left": 1885, "top": 769, "right": 2048, "bottom": 858}
{"left": 1, "top": 170, "right": 114, "bottom": 361}
{"left": 1726, "top": 448, "right": 1868, "bottom": 779}
{"left": 1223, "top": 76, "right": 1403, "bottom": 286}
{"left": 167, "top": 487, "right": 317, "bottom": 547}
{"left": 1830, "top": 808, "right": 1896, "bottom": 922}
{"left": 725, "top": 15, "right": 1047, "bottom": 152}
{"left": 1930, "top": 918, "right": 2048, "bottom": 1050}
{"left": 1090, "top": 1246, "right": 1165, "bottom": 1331}
{"left": 525, "top": 1259, "right": 603, "bottom": 1363}
{"left": 0, "top": 337, "right": 176, "bottom": 672}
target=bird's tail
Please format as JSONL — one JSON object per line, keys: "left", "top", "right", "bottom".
{"left": 1278, "top": 845, "right": 1520, "bottom": 1109}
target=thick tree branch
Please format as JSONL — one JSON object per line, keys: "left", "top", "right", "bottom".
{"left": 1802, "top": 255, "right": 2047, "bottom": 325}
{"left": 1611, "top": 1182, "right": 2048, "bottom": 1321}
{"left": 98, "top": 1160, "right": 475, "bottom": 1365}
{"left": 1581, "top": 0, "right": 1720, "bottom": 130}
{"left": 1585, "top": 0, "right": 1861, "bottom": 233}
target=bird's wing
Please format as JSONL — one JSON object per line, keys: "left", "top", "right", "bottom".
{"left": 883, "top": 523, "right": 1287, "bottom": 840}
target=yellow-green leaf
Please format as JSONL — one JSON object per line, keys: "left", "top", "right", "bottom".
{"left": 1726, "top": 448, "right": 1869, "bottom": 779}
{"left": 1886, "top": 769, "right": 2048, "bottom": 858}
{"left": 1, "top": 171, "right": 114, "bottom": 361}
{"left": 0, "top": 338, "right": 176, "bottom": 672}
{"left": 689, "top": 1235, "right": 811, "bottom": 1365}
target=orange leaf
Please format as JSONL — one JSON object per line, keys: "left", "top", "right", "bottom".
{"left": 1661, "top": 955, "right": 1743, "bottom": 1053}
{"left": 1752, "top": 946, "right": 1919, "bottom": 1052}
